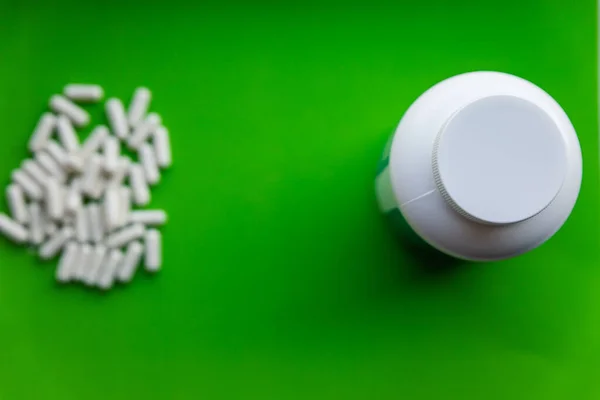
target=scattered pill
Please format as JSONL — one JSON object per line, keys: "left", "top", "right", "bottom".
{"left": 64, "top": 179, "right": 82, "bottom": 216}
{"left": 73, "top": 243, "right": 92, "bottom": 281}
{"left": 144, "top": 229, "right": 162, "bottom": 272}
{"left": 96, "top": 249, "right": 123, "bottom": 290}
{"left": 0, "top": 213, "right": 29, "bottom": 244}
{"left": 129, "top": 164, "right": 150, "bottom": 206}
{"left": 46, "top": 140, "right": 70, "bottom": 168}
{"left": 103, "top": 136, "right": 120, "bottom": 175}
{"left": 139, "top": 143, "right": 160, "bottom": 185}
{"left": 116, "top": 241, "right": 143, "bottom": 283}
{"left": 6, "top": 185, "right": 29, "bottom": 224}
{"left": 56, "top": 115, "right": 80, "bottom": 152}
{"left": 35, "top": 151, "right": 67, "bottom": 183}
{"left": 127, "top": 113, "right": 161, "bottom": 150}
{"left": 49, "top": 95, "right": 90, "bottom": 127}
{"left": 75, "top": 207, "right": 89, "bottom": 243}
{"left": 56, "top": 242, "right": 79, "bottom": 283}
{"left": 105, "top": 223, "right": 145, "bottom": 248}
{"left": 28, "top": 203, "right": 44, "bottom": 245}
{"left": 118, "top": 186, "right": 131, "bottom": 227}
{"left": 80, "top": 125, "right": 109, "bottom": 159}
{"left": 129, "top": 210, "right": 167, "bottom": 226}
{"left": 45, "top": 178, "right": 64, "bottom": 220}
{"left": 107, "top": 157, "right": 130, "bottom": 187}
{"left": 154, "top": 126, "right": 172, "bottom": 168}
{"left": 64, "top": 84, "right": 104, "bottom": 102}
{"left": 12, "top": 170, "right": 43, "bottom": 200}
{"left": 106, "top": 98, "right": 129, "bottom": 140}
{"left": 87, "top": 204, "right": 104, "bottom": 243}
{"left": 81, "top": 155, "right": 102, "bottom": 197}
{"left": 83, "top": 245, "right": 107, "bottom": 286}
{"left": 29, "top": 113, "right": 56, "bottom": 153}
{"left": 22, "top": 159, "right": 50, "bottom": 187}
{"left": 128, "top": 87, "right": 151, "bottom": 128}
{"left": 103, "top": 185, "right": 120, "bottom": 232}
{"left": 39, "top": 226, "right": 74, "bottom": 260}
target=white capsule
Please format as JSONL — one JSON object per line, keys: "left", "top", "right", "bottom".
{"left": 0, "top": 213, "right": 29, "bottom": 244}
{"left": 75, "top": 207, "right": 89, "bottom": 242}
{"left": 87, "top": 204, "right": 104, "bottom": 243}
{"left": 45, "top": 220, "right": 57, "bottom": 237}
{"left": 56, "top": 115, "right": 80, "bottom": 152}
{"left": 129, "top": 210, "right": 167, "bottom": 226}
{"left": 73, "top": 243, "right": 92, "bottom": 281}
{"left": 154, "top": 126, "right": 172, "bottom": 168}
{"left": 45, "top": 140, "right": 69, "bottom": 168}
{"left": 129, "top": 164, "right": 150, "bottom": 206}
{"left": 6, "top": 185, "right": 29, "bottom": 224}
{"left": 64, "top": 179, "right": 82, "bottom": 216}
{"left": 64, "top": 84, "right": 104, "bottom": 102}
{"left": 103, "top": 185, "right": 120, "bottom": 232}
{"left": 56, "top": 242, "right": 80, "bottom": 283}
{"left": 105, "top": 223, "right": 145, "bottom": 248}
{"left": 45, "top": 178, "right": 64, "bottom": 220}
{"left": 35, "top": 151, "right": 66, "bottom": 183}
{"left": 21, "top": 159, "right": 49, "bottom": 187}
{"left": 105, "top": 98, "right": 129, "bottom": 140}
{"left": 29, "top": 113, "right": 57, "bottom": 153}
{"left": 139, "top": 143, "right": 160, "bottom": 185}
{"left": 107, "top": 157, "right": 131, "bottom": 187}
{"left": 65, "top": 153, "right": 85, "bottom": 174}
{"left": 127, "top": 113, "right": 161, "bottom": 150}
{"left": 49, "top": 95, "right": 90, "bottom": 127}
{"left": 118, "top": 186, "right": 131, "bottom": 227}
{"left": 83, "top": 245, "right": 107, "bottom": 286}
{"left": 128, "top": 87, "right": 151, "bottom": 127}
{"left": 81, "top": 155, "right": 102, "bottom": 197}
{"left": 116, "top": 241, "right": 143, "bottom": 283}
{"left": 97, "top": 249, "right": 124, "bottom": 290}
{"left": 80, "top": 125, "right": 109, "bottom": 159}
{"left": 39, "top": 227, "right": 74, "bottom": 260}
{"left": 28, "top": 203, "right": 44, "bottom": 245}
{"left": 144, "top": 229, "right": 162, "bottom": 272}
{"left": 103, "top": 136, "right": 120, "bottom": 175}
{"left": 12, "top": 170, "right": 43, "bottom": 200}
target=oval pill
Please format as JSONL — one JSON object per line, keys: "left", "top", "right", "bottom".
{"left": 0, "top": 213, "right": 29, "bottom": 244}
{"left": 6, "top": 185, "right": 29, "bottom": 224}
{"left": 127, "top": 87, "right": 151, "bottom": 128}
{"left": 64, "top": 84, "right": 104, "bottom": 102}
{"left": 29, "top": 113, "right": 57, "bottom": 153}
{"left": 49, "top": 94, "right": 90, "bottom": 127}
{"left": 106, "top": 98, "right": 129, "bottom": 140}
{"left": 144, "top": 229, "right": 162, "bottom": 272}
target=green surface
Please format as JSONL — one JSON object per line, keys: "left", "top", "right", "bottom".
{"left": 0, "top": 1, "right": 598, "bottom": 399}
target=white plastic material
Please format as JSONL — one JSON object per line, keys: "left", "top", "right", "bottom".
{"left": 29, "top": 113, "right": 56, "bottom": 152}
{"left": 103, "top": 136, "right": 120, "bottom": 175}
{"left": 129, "top": 210, "right": 167, "bottom": 226}
{"left": 0, "top": 213, "right": 29, "bottom": 244}
{"left": 105, "top": 223, "right": 145, "bottom": 248}
{"left": 97, "top": 250, "right": 123, "bottom": 290}
{"left": 36, "top": 151, "right": 66, "bottom": 183}
{"left": 56, "top": 115, "right": 80, "bottom": 152}
{"left": 383, "top": 71, "right": 582, "bottom": 261}
{"left": 139, "top": 143, "right": 160, "bottom": 185}
{"left": 129, "top": 164, "right": 150, "bottom": 206}
{"left": 117, "top": 241, "right": 143, "bottom": 282}
{"left": 154, "top": 126, "right": 172, "bottom": 168}
{"left": 80, "top": 125, "right": 109, "bottom": 159}
{"left": 64, "top": 84, "right": 104, "bottom": 102}
{"left": 144, "top": 229, "right": 161, "bottom": 272}
{"left": 22, "top": 160, "right": 49, "bottom": 187}
{"left": 103, "top": 185, "right": 120, "bottom": 231}
{"left": 73, "top": 244, "right": 92, "bottom": 280}
{"left": 29, "top": 203, "right": 44, "bottom": 245}
{"left": 39, "top": 227, "right": 74, "bottom": 259}
{"left": 46, "top": 141, "right": 69, "bottom": 168}
{"left": 128, "top": 113, "right": 161, "bottom": 150}
{"left": 49, "top": 95, "right": 90, "bottom": 127}
{"left": 83, "top": 245, "right": 106, "bottom": 286}
{"left": 106, "top": 98, "right": 129, "bottom": 140}
{"left": 87, "top": 204, "right": 104, "bottom": 243}
{"left": 45, "top": 178, "right": 64, "bottom": 220}
{"left": 56, "top": 242, "right": 79, "bottom": 283}
{"left": 118, "top": 186, "right": 131, "bottom": 227}
{"left": 12, "top": 170, "right": 43, "bottom": 200}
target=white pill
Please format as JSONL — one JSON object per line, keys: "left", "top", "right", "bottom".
{"left": 103, "top": 185, "right": 120, "bottom": 232}
{"left": 87, "top": 204, "right": 104, "bottom": 243}
{"left": 139, "top": 143, "right": 160, "bottom": 185}
{"left": 0, "top": 213, "right": 29, "bottom": 244}
{"left": 6, "top": 185, "right": 29, "bottom": 224}
{"left": 105, "top": 98, "right": 129, "bottom": 140}
{"left": 56, "top": 115, "right": 80, "bottom": 152}
{"left": 64, "top": 84, "right": 104, "bottom": 102}
{"left": 39, "top": 226, "right": 74, "bottom": 260}
{"left": 154, "top": 126, "right": 172, "bottom": 168}
{"left": 73, "top": 243, "right": 92, "bottom": 281}
{"left": 118, "top": 186, "right": 131, "bottom": 227}
{"left": 49, "top": 94, "right": 90, "bottom": 127}
{"left": 107, "top": 157, "right": 131, "bottom": 187}
{"left": 81, "top": 155, "right": 102, "bottom": 197}
{"left": 116, "top": 241, "right": 143, "bottom": 283}
{"left": 12, "top": 170, "right": 43, "bottom": 200}
{"left": 35, "top": 151, "right": 66, "bottom": 183}
{"left": 144, "top": 229, "right": 162, "bottom": 272}
{"left": 80, "top": 125, "right": 109, "bottom": 159}
{"left": 56, "top": 242, "right": 79, "bottom": 283}
{"left": 21, "top": 159, "right": 49, "bottom": 187}
{"left": 46, "top": 140, "right": 69, "bottom": 168}
{"left": 28, "top": 203, "right": 44, "bottom": 245}
{"left": 65, "top": 153, "right": 85, "bottom": 174}
{"left": 97, "top": 249, "right": 124, "bottom": 290}
{"left": 129, "top": 164, "right": 150, "bottom": 206}
{"left": 127, "top": 113, "right": 161, "bottom": 150}
{"left": 129, "top": 210, "right": 167, "bottom": 226}
{"left": 105, "top": 223, "right": 145, "bottom": 248}
{"left": 75, "top": 207, "right": 89, "bottom": 242}
{"left": 103, "top": 136, "right": 120, "bottom": 175}
{"left": 29, "top": 113, "right": 57, "bottom": 153}
{"left": 128, "top": 87, "right": 151, "bottom": 128}
{"left": 83, "top": 245, "right": 107, "bottom": 286}
{"left": 45, "top": 221, "right": 57, "bottom": 237}
{"left": 45, "top": 178, "right": 64, "bottom": 220}
{"left": 64, "top": 179, "right": 82, "bottom": 216}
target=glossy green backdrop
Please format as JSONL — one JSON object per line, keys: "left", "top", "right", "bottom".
{"left": 0, "top": 1, "right": 598, "bottom": 399}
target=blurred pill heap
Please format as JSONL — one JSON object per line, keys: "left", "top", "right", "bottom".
{"left": 0, "top": 85, "right": 172, "bottom": 290}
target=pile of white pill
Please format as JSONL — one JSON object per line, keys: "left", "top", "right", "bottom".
{"left": 0, "top": 84, "right": 172, "bottom": 290}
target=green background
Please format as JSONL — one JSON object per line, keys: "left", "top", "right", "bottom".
{"left": 0, "top": 1, "right": 598, "bottom": 399}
